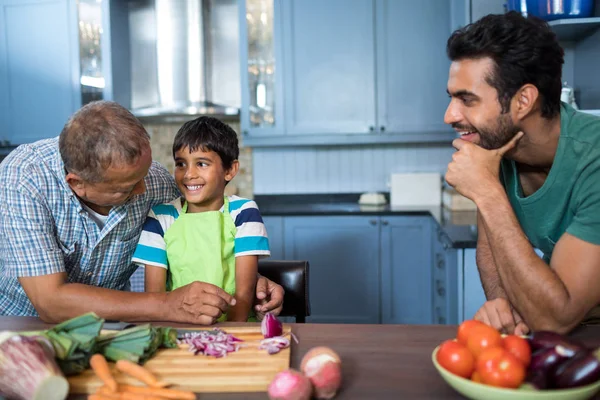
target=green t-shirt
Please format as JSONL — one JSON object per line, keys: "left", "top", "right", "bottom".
{"left": 501, "top": 103, "right": 600, "bottom": 261}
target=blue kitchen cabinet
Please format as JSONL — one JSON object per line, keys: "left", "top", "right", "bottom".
{"left": 375, "top": 0, "right": 453, "bottom": 137}
{"left": 281, "top": 0, "right": 377, "bottom": 136}
{"left": 380, "top": 216, "right": 434, "bottom": 324}
{"left": 0, "top": 0, "right": 80, "bottom": 146}
{"left": 459, "top": 248, "right": 486, "bottom": 321}
{"left": 262, "top": 216, "right": 284, "bottom": 260}
{"left": 239, "top": 0, "right": 458, "bottom": 146}
{"left": 431, "top": 225, "right": 459, "bottom": 325}
{"left": 283, "top": 216, "right": 380, "bottom": 324}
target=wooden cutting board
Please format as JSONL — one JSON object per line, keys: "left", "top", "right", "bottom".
{"left": 68, "top": 325, "right": 292, "bottom": 394}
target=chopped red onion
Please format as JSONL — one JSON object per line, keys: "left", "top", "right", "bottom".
{"left": 178, "top": 329, "right": 243, "bottom": 358}
{"left": 259, "top": 336, "right": 290, "bottom": 355}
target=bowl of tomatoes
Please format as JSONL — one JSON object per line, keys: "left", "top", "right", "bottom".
{"left": 432, "top": 320, "right": 600, "bottom": 400}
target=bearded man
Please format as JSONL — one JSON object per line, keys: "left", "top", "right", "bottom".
{"left": 444, "top": 11, "right": 600, "bottom": 334}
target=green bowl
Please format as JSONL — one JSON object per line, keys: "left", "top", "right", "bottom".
{"left": 432, "top": 346, "right": 600, "bottom": 400}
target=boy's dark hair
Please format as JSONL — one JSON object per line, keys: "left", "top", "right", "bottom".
{"left": 446, "top": 11, "right": 564, "bottom": 119}
{"left": 173, "top": 116, "right": 239, "bottom": 169}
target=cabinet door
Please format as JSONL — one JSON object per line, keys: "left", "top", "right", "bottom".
{"left": 284, "top": 216, "right": 380, "bottom": 324}
{"left": 380, "top": 216, "right": 433, "bottom": 324}
{"left": 0, "top": 0, "right": 80, "bottom": 145}
{"left": 460, "top": 248, "right": 486, "bottom": 321}
{"left": 431, "top": 227, "right": 459, "bottom": 325}
{"left": 281, "top": 0, "right": 377, "bottom": 135}
{"left": 262, "top": 216, "right": 284, "bottom": 260}
{"left": 238, "top": 0, "right": 286, "bottom": 137}
{"left": 375, "top": 0, "right": 452, "bottom": 135}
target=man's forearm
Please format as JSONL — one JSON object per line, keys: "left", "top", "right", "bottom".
{"left": 477, "top": 244, "right": 508, "bottom": 300}
{"left": 40, "top": 283, "right": 168, "bottom": 323}
{"left": 476, "top": 186, "right": 571, "bottom": 330}
{"left": 476, "top": 214, "right": 508, "bottom": 300}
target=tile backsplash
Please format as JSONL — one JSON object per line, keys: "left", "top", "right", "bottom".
{"left": 142, "top": 119, "right": 255, "bottom": 199}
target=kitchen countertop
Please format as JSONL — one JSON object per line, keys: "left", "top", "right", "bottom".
{"left": 255, "top": 194, "right": 477, "bottom": 248}
{"left": 3, "top": 317, "right": 599, "bottom": 399}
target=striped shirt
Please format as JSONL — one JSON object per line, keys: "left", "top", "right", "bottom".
{"left": 132, "top": 196, "right": 270, "bottom": 269}
{"left": 0, "top": 138, "right": 179, "bottom": 316}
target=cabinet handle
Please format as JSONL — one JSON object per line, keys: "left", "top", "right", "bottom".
{"left": 369, "top": 219, "right": 377, "bottom": 226}
{"left": 369, "top": 126, "right": 374, "bottom": 132}
{"left": 436, "top": 279, "right": 445, "bottom": 297}
{"left": 435, "top": 307, "right": 446, "bottom": 324}
{"left": 380, "top": 126, "right": 385, "bottom": 132}
{"left": 381, "top": 220, "right": 389, "bottom": 226}
{"left": 436, "top": 254, "right": 445, "bottom": 270}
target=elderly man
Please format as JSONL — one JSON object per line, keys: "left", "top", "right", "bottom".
{"left": 445, "top": 12, "right": 600, "bottom": 334}
{"left": 0, "top": 101, "right": 283, "bottom": 324}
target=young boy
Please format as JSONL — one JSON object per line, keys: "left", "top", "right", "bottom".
{"left": 132, "top": 117, "right": 270, "bottom": 321}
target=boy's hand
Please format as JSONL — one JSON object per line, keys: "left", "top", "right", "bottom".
{"left": 166, "top": 281, "right": 236, "bottom": 325}
{"left": 254, "top": 275, "right": 284, "bottom": 320}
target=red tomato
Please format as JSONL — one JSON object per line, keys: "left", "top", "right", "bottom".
{"left": 457, "top": 320, "right": 486, "bottom": 345}
{"left": 466, "top": 325, "right": 503, "bottom": 359}
{"left": 476, "top": 347, "right": 507, "bottom": 372}
{"left": 503, "top": 335, "right": 531, "bottom": 367}
{"left": 477, "top": 351, "right": 526, "bottom": 389}
{"left": 471, "top": 371, "right": 483, "bottom": 383}
{"left": 436, "top": 340, "right": 475, "bottom": 379}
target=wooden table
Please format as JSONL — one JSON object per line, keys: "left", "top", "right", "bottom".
{"left": 2, "top": 317, "right": 599, "bottom": 399}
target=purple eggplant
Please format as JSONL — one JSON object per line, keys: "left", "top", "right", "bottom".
{"left": 524, "top": 369, "right": 548, "bottom": 390}
{"left": 554, "top": 348, "right": 600, "bottom": 389}
{"left": 529, "top": 345, "right": 580, "bottom": 379}
{"left": 527, "top": 331, "right": 586, "bottom": 353}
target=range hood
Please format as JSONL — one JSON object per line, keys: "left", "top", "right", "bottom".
{"left": 128, "top": 0, "right": 240, "bottom": 121}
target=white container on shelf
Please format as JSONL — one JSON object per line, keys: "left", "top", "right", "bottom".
{"left": 389, "top": 173, "right": 441, "bottom": 207}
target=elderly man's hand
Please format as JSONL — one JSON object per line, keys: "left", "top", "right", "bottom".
{"left": 474, "top": 298, "right": 530, "bottom": 335}
{"left": 254, "top": 275, "right": 284, "bottom": 320}
{"left": 446, "top": 132, "right": 523, "bottom": 202}
{"left": 166, "top": 281, "right": 236, "bottom": 325}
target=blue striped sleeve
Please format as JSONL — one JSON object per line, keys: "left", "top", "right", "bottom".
{"left": 142, "top": 215, "right": 164, "bottom": 236}
{"left": 235, "top": 236, "right": 270, "bottom": 254}
{"left": 132, "top": 244, "right": 168, "bottom": 267}
{"left": 152, "top": 203, "right": 180, "bottom": 219}
{"left": 234, "top": 206, "right": 264, "bottom": 227}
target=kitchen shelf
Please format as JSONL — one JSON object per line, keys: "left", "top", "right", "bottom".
{"left": 549, "top": 17, "right": 600, "bottom": 42}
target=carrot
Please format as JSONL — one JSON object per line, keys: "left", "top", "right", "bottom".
{"left": 119, "top": 392, "right": 165, "bottom": 400}
{"left": 89, "top": 395, "right": 118, "bottom": 400}
{"left": 121, "top": 384, "right": 196, "bottom": 400}
{"left": 91, "top": 388, "right": 163, "bottom": 400}
{"left": 115, "top": 360, "right": 169, "bottom": 388}
{"left": 90, "top": 354, "right": 118, "bottom": 392}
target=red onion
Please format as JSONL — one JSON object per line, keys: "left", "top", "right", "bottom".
{"left": 261, "top": 313, "right": 283, "bottom": 338}
{"left": 178, "top": 329, "right": 243, "bottom": 358}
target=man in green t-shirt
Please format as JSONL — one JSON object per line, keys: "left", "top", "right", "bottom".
{"left": 444, "top": 11, "right": 600, "bottom": 334}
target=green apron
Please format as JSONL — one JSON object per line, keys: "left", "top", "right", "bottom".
{"left": 164, "top": 197, "right": 236, "bottom": 322}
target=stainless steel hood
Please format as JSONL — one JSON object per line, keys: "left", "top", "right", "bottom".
{"left": 128, "top": 0, "right": 240, "bottom": 121}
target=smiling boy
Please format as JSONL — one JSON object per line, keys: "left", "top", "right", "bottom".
{"left": 132, "top": 117, "right": 270, "bottom": 322}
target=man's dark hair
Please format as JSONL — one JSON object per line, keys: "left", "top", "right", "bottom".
{"left": 173, "top": 116, "right": 239, "bottom": 170}
{"left": 447, "top": 11, "right": 564, "bottom": 119}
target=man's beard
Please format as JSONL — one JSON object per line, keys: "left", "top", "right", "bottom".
{"left": 478, "top": 113, "right": 520, "bottom": 150}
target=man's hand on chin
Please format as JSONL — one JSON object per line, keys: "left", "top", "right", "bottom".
{"left": 445, "top": 132, "right": 524, "bottom": 202}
